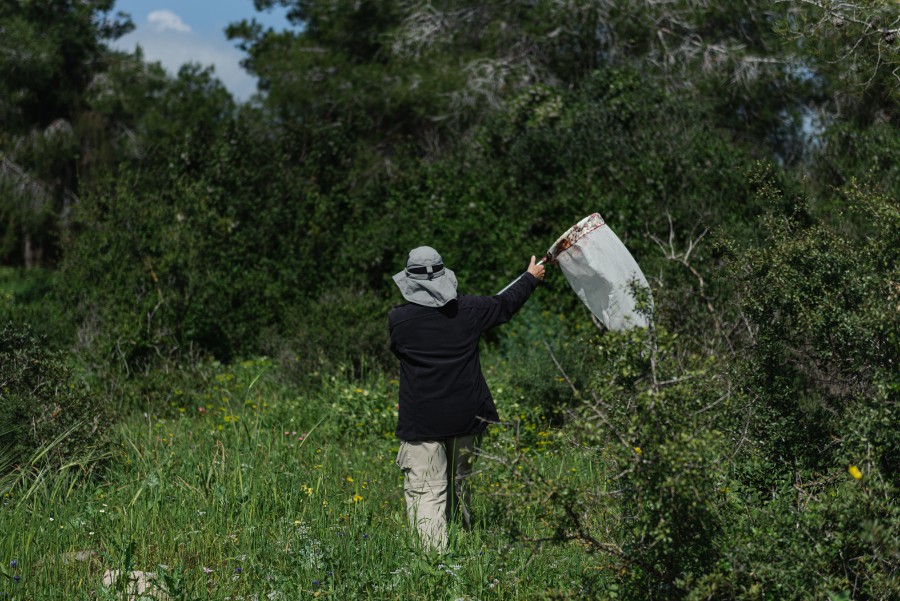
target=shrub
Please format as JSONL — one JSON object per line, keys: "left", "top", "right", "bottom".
{"left": 0, "top": 267, "right": 71, "bottom": 347}
{"left": 484, "top": 178, "right": 898, "bottom": 600}
{"left": 0, "top": 322, "right": 107, "bottom": 475}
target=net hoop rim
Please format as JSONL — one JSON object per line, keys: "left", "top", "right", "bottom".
{"left": 546, "top": 213, "right": 606, "bottom": 261}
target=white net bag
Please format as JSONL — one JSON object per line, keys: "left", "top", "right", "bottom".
{"left": 546, "top": 214, "right": 652, "bottom": 330}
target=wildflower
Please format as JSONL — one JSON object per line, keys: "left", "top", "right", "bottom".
{"left": 234, "top": 567, "right": 242, "bottom": 574}
{"left": 346, "top": 477, "right": 354, "bottom": 483}
{"left": 10, "top": 560, "right": 16, "bottom": 569}
{"left": 202, "top": 566, "right": 213, "bottom": 574}
{"left": 313, "top": 580, "right": 320, "bottom": 586}
{"left": 353, "top": 494, "right": 363, "bottom": 502}
{"left": 634, "top": 446, "right": 642, "bottom": 455}
{"left": 14, "top": 576, "right": 20, "bottom": 583}
{"left": 362, "top": 533, "right": 369, "bottom": 540}
{"left": 849, "top": 465, "right": 863, "bottom": 480}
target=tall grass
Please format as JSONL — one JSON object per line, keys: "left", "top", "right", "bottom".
{"left": 1, "top": 358, "right": 607, "bottom": 599}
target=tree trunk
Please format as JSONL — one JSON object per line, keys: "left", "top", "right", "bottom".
{"left": 23, "top": 233, "right": 42, "bottom": 268}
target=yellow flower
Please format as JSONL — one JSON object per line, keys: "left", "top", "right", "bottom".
{"left": 353, "top": 494, "right": 363, "bottom": 502}
{"left": 848, "top": 465, "right": 863, "bottom": 480}
{"left": 346, "top": 476, "right": 354, "bottom": 483}
{"left": 634, "top": 446, "right": 642, "bottom": 455}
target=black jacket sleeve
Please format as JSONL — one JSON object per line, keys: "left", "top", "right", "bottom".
{"left": 475, "top": 272, "right": 538, "bottom": 333}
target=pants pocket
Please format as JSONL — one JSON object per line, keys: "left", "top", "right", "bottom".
{"left": 396, "top": 441, "right": 410, "bottom": 472}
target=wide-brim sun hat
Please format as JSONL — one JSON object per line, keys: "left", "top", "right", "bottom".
{"left": 392, "top": 246, "right": 458, "bottom": 307}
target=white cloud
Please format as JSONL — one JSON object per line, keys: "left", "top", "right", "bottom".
{"left": 148, "top": 10, "right": 192, "bottom": 34}
{"left": 113, "top": 26, "right": 257, "bottom": 101}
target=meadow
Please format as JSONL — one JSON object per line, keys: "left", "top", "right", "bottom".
{"left": 1, "top": 355, "right": 609, "bottom": 600}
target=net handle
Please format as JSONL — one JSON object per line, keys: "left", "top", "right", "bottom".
{"left": 496, "top": 256, "right": 547, "bottom": 295}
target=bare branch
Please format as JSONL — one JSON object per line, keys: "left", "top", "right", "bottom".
{"left": 542, "top": 339, "right": 578, "bottom": 396}
{"left": 781, "top": 0, "right": 900, "bottom": 35}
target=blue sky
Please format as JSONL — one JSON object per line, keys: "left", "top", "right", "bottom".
{"left": 111, "top": 1, "right": 294, "bottom": 101}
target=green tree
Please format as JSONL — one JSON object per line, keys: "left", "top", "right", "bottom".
{"left": 778, "top": 1, "right": 900, "bottom": 207}
{"left": 782, "top": 0, "right": 900, "bottom": 126}
{"left": 0, "top": 0, "right": 133, "bottom": 266}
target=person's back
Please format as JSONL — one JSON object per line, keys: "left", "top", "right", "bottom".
{"left": 389, "top": 246, "right": 544, "bottom": 551}
{"left": 390, "top": 282, "right": 538, "bottom": 440}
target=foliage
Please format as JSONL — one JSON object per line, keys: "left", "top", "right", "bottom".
{"left": 0, "top": 0, "right": 134, "bottom": 265}
{"left": 809, "top": 120, "right": 900, "bottom": 214}
{"left": 61, "top": 122, "right": 311, "bottom": 368}
{"left": 276, "top": 290, "right": 394, "bottom": 379}
{"left": 232, "top": 1, "right": 819, "bottom": 164}
{"left": 781, "top": 0, "right": 900, "bottom": 126}
{"left": 733, "top": 181, "right": 899, "bottom": 479}
{"left": 481, "top": 177, "right": 898, "bottom": 599}
{"left": 228, "top": 0, "right": 607, "bottom": 148}
{"left": 0, "top": 323, "right": 107, "bottom": 475}
{"left": 694, "top": 179, "right": 899, "bottom": 599}
{"left": 57, "top": 66, "right": 771, "bottom": 374}
{"left": 0, "top": 267, "right": 71, "bottom": 347}
{"left": 1, "top": 0, "right": 898, "bottom": 597}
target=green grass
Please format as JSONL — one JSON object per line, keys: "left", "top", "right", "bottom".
{"left": 0, "top": 358, "right": 611, "bottom": 600}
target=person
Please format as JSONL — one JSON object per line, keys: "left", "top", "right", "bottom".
{"left": 389, "top": 246, "right": 545, "bottom": 551}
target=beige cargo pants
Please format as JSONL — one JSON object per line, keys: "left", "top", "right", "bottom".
{"left": 395, "top": 435, "right": 481, "bottom": 552}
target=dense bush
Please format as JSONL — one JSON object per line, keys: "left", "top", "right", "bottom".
{"left": 62, "top": 121, "right": 320, "bottom": 368}
{"left": 59, "top": 67, "right": 775, "bottom": 381}
{"left": 0, "top": 267, "right": 71, "bottom": 347}
{"left": 734, "top": 182, "right": 899, "bottom": 483}
{"left": 483, "top": 178, "right": 898, "bottom": 600}
{"left": 0, "top": 323, "right": 107, "bottom": 474}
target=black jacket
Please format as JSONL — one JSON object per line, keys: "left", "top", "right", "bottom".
{"left": 389, "top": 273, "right": 538, "bottom": 440}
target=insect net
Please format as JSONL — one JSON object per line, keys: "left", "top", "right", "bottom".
{"left": 546, "top": 213, "right": 652, "bottom": 330}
